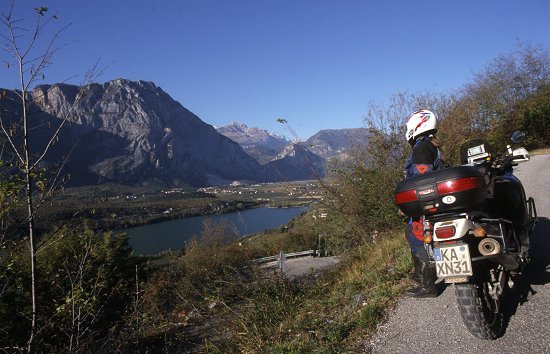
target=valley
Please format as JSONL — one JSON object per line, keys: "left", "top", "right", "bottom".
{"left": 34, "top": 180, "right": 323, "bottom": 233}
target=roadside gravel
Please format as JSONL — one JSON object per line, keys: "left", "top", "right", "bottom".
{"left": 367, "top": 154, "right": 550, "bottom": 354}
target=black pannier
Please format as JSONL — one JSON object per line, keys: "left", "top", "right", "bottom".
{"left": 394, "top": 166, "right": 487, "bottom": 217}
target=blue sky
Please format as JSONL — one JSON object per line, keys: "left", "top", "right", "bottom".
{"left": 2, "top": 1, "right": 549, "bottom": 139}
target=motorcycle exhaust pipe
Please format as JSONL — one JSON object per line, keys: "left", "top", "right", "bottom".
{"left": 478, "top": 238, "right": 521, "bottom": 271}
{"left": 478, "top": 238, "right": 501, "bottom": 256}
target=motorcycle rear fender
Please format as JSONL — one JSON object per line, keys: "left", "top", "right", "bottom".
{"left": 433, "top": 218, "right": 474, "bottom": 242}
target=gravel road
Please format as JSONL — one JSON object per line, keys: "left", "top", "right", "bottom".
{"left": 368, "top": 154, "right": 550, "bottom": 354}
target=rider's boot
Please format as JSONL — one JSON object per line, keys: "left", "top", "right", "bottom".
{"left": 405, "top": 262, "right": 438, "bottom": 298}
{"left": 408, "top": 254, "right": 422, "bottom": 285}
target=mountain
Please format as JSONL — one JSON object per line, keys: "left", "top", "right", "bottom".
{"left": 264, "top": 143, "right": 326, "bottom": 181}
{"left": 0, "top": 80, "right": 371, "bottom": 186}
{"left": 216, "top": 122, "right": 289, "bottom": 164}
{"left": 304, "top": 128, "right": 370, "bottom": 160}
{"left": 216, "top": 124, "right": 370, "bottom": 180}
{"left": 0, "top": 79, "right": 270, "bottom": 187}
{"left": 218, "top": 123, "right": 370, "bottom": 165}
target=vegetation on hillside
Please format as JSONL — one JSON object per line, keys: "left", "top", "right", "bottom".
{"left": 1, "top": 3, "right": 549, "bottom": 351}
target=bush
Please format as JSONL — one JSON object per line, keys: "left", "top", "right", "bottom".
{"left": 513, "top": 82, "right": 550, "bottom": 149}
{"left": 457, "top": 43, "right": 550, "bottom": 150}
{"left": 0, "top": 226, "right": 136, "bottom": 352}
{"left": 131, "top": 221, "right": 263, "bottom": 352}
{"left": 322, "top": 92, "right": 445, "bottom": 248}
{"left": 233, "top": 231, "right": 411, "bottom": 353}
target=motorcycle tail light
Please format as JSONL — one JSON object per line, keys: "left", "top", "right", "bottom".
{"left": 473, "top": 227, "right": 487, "bottom": 237}
{"left": 436, "top": 177, "right": 484, "bottom": 195}
{"left": 394, "top": 189, "right": 417, "bottom": 204}
{"left": 423, "top": 228, "right": 433, "bottom": 243}
{"left": 435, "top": 226, "right": 456, "bottom": 239}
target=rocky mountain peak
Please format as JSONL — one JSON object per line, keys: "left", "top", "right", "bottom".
{"left": 223, "top": 121, "right": 249, "bottom": 132}
{"left": 218, "top": 122, "right": 288, "bottom": 144}
{"left": 217, "top": 122, "right": 289, "bottom": 164}
{"left": 305, "top": 128, "right": 370, "bottom": 159}
{"left": 2, "top": 79, "right": 271, "bottom": 187}
{"left": 1, "top": 79, "right": 369, "bottom": 186}
{"left": 264, "top": 142, "right": 326, "bottom": 181}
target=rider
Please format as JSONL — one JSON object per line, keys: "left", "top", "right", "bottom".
{"left": 403, "top": 109, "right": 446, "bottom": 298}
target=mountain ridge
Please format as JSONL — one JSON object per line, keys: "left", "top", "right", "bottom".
{"left": 0, "top": 79, "right": 368, "bottom": 186}
{"left": 216, "top": 122, "right": 289, "bottom": 164}
{"left": 1, "top": 79, "right": 271, "bottom": 187}
{"left": 219, "top": 123, "right": 370, "bottom": 163}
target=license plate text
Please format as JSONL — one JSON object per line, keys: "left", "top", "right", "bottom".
{"left": 434, "top": 245, "right": 473, "bottom": 278}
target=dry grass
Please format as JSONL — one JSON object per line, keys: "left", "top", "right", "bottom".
{"left": 531, "top": 147, "right": 550, "bottom": 155}
{"left": 228, "top": 230, "right": 412, "bottom": 353}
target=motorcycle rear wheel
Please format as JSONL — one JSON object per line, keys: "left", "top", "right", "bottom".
{"left": 455, "top": 281, "right": 504, "bottom": 339}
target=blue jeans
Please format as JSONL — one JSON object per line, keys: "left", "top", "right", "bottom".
{"left": 405, "top": 222, "right": 429, "bottom": 263}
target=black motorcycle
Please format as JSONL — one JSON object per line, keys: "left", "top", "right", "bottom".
{"left": 394, "top": 131, "right": 537, "bottom": 339}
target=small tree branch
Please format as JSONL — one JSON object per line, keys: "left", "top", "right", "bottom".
{"left": 0, "top": 112, "right": 24, "bottom": 164}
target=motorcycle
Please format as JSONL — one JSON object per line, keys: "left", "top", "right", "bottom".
{"left": 394, "top": 131, "right": 537, "bottom": 339}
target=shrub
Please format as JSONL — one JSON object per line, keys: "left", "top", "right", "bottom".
{"left": 322, "top": 91, "right": 443, "bottom": 248}
{"left": 132, "top": 221, "right": 263, "bottom": 352}
{"left": 0, "top": 226, "right": 136, "bottom": 352}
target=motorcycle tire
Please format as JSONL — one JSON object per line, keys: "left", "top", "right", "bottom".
{"left": 455, "top": 282, "right": 504, "bottom": 339}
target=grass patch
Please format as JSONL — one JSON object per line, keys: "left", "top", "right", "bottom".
{"left": 531, "top": 147, "right": 550, "bottom": 155}
{"left": 228, "top": 229, "right": 411, "bottom": 352}
{"left": 132, "top": 224, "right": 412, "bottom": 353}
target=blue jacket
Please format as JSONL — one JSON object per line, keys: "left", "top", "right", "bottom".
{"left": 404, "top": 136, "right": 445, "bottom": 178}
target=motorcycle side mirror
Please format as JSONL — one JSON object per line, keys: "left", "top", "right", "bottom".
{"left": 511, "top": 130, "right": 526, "bottom": 144}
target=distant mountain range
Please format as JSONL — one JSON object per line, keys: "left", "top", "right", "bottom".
{"left": 217, "top": 123, "right": 370, "bottom": 162}
{"left": 0, "top": 79, "right": 368, "bottom": 187}
{"left": 216, "top": 122, "right": 289, "bottom": 164}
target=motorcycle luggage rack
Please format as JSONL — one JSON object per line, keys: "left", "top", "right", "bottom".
{"left": 477, "top": 217, "right": 519, "bottom": 253}
{"left": 527, "top": 197, "right": 538, "bottom": 233}
{"left": 427, "top": 211, "right": 487, "bottom": 224}
{"left": 427, "top": 212, "right": 469, "bottom": 223}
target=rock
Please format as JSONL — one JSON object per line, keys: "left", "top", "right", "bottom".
{"left": 217, "top": 122, "right": 289, "bottom": 164}
{"left": 1, "top": 79, "right": 270, "bottom": 187}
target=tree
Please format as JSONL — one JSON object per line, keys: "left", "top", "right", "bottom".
{"left": 322, "top": 91, "right": 447, "bottom": 245}
{"left": 0, "top": 226, "right": 136, "bottom": 352}
{"left": 459, "top": 42, "right": 550, "bottom": 148}
{"left": 0, "top": 3, "right": 99, "bottom": 351}
{"left": 322, "top": 43, "right": 550, "bottom": 249}
{"left": 510, "top": 82, "right": 550, "bottom": 149}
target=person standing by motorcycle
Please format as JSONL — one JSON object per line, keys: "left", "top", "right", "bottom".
{"left": 402, "top": 109, "right": 446, "bottom": 298}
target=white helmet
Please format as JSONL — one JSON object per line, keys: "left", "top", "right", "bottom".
{"left": 405, "top": 109, "right": 437, "bottom": 142}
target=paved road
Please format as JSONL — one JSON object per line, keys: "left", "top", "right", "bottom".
{"left": 368, "top": 154, "right": 550, "bottom": 354}
{"left": 263, "top": 256, "right": 340, "bottom": 277}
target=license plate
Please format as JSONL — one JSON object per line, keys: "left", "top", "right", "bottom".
{"left": 434, "top": 244, "right": 473, "bottom": 278}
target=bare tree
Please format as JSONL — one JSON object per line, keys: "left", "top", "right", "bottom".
{"left": 0, "top": 3, "right": 99, "bottom": 352}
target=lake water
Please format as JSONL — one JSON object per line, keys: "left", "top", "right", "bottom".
{"left": 123, "top": 206, "right": 308, "bottom": 255}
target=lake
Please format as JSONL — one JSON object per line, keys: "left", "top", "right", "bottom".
{"left": 123, "top": 206, "right": 308, "bottom": 255}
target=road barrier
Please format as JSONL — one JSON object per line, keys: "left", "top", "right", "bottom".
{"left": 251, "top": 249, "right": 316, "bottom": 264}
